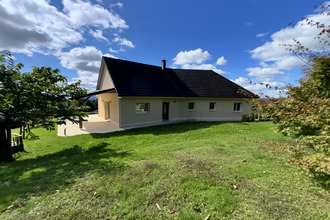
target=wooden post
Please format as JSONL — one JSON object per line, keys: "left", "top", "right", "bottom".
{"left": 79, "top": 117, "right": 83, "bottom": 129}
{"left": 78, "top": 102, "right": 83, "bottom": 129}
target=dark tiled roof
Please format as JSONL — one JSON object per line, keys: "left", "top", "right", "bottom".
{"left": 102, "top": 56, "right": 254, "bottom": 98}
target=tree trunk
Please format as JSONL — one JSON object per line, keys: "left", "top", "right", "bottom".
{"left": 0, "top": 117, "right": 13, "bottom": 162}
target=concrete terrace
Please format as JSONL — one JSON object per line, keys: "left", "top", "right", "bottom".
{"left": 57, "top": 114, "right": 123, "bottom": 136}
{"left": 57, "top": 114, "right": 186, "bottom": 136}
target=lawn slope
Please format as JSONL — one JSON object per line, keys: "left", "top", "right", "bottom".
{"left": 0, "top": 122, "right": 329, "bottom": 219}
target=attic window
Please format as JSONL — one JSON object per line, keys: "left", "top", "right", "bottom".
{"left": 136, "top": 103, "right": 150, "bottom": 113}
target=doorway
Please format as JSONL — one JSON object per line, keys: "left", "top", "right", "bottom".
{"left": 162, "top": 102, "right": 169, "bottom": 121}
{"left": 105, "top": 101, "right": 110, "bottom": 120}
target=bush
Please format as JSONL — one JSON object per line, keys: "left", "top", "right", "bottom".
{"left": 241, "top": 114, "right": 254, "bottom": 122}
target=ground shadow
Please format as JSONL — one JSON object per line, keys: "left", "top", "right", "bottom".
{"left": 90, "top": 121, "right": 229, "bottom": 139}
{"left": 310, "top": 171, "right": 330, "bottom": 191}
{"left": 0, "top": 142, "right": 130, "bottom": 212}
{"left": 24, "top": 131, "right": 40, "bottom": 140}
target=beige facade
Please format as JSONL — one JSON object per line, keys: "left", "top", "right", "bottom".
{"left": 97, "top": 93, "right": 252, "bottom": 128}
{"left": 97, "top": 92, "right": 120, "bottom": 126}
{"left": 99, "top": 66, "right": 115, "bottom": 90}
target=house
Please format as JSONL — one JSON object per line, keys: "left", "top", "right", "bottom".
{"left": 91, "top": 56, "right": 255, "bottom": 128}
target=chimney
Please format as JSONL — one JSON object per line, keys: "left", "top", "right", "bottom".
{"left": 161, "top": 60, "right": 166, "bottom": 70}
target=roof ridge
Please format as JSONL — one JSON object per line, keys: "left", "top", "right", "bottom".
{"left": 103, "top": 56, "right": 216, "bottom": 73}
{"left": 102, "top": 56, "right": 166, "bottom": 70}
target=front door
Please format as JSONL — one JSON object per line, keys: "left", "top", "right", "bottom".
{"left": 162, "top": 102, "right": 169, "bottom": 120}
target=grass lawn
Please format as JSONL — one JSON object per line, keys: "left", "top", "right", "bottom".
{"left": 0, "top": 122, "right": 329, "bottom": 219}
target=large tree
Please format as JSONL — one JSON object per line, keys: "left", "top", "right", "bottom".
{"left": 0, "top": 51, "right": 88, "bottom": 162}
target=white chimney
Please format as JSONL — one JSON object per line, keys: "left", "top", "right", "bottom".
{"left": 161, "top": 60, "right": 166, "bottom": 70}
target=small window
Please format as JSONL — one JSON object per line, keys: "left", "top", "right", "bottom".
{"left": 188, "top": 102, "right": 195, "bottom": 110}
{"left": 136, "top": 103, "right": 150, "bottom": 113}
{"left": 234, "top": 103, "right": 241, "bottom": 112}
{"left": 209, "top": 102, "right": 216, "bottom": 111}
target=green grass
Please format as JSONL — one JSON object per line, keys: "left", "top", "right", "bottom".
{"left": 0, "top": 122, "right": 329, "bottom": 219}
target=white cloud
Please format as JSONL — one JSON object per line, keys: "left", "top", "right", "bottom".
{"left": 71, "top": 70, "right": 99, "bottom": 90}
{"left": 272, "top": 56, "right": 304, "bottom": 70}
{"left": 232, "top": 77, "right": 287, "bottom": 98}
{"left": 110, "top": 2, "right": 123, "bottom": 9}
{"left": 0, "top": 0, "right": 131, "bottom": 55}
{"left": 109, "top": 48, "right": 126, "bottom": 53}
{"left": 63, "top": 0, "right": 128, "bottom": 29}
{"left": 173, "top": 48, "right": 211, "bottom": 65}
{"left": 181, "top": 64, "right": 225, "bottom": 75}
{"left": 58, "top": 46, "right": 117, "bottom": 90}
{"left": 113, "top": 36, "right": 135, "bottom": 48}
{"left": 59, "top": 46, "right": 104, "bottom": 73}
{"left": 89, "top": 29, "right": 109, "bottom": 42}
{"left": 172, "top": 49, "right": 226, "bottom": 74}
{"left": 0, "top": 0, "right": 133, "bottom": 90}
{"left": 216, "top": 56, "right": 227, "bottom": 66}
{"left": 246, "top": 67, "right": 286, "bottom": 81}
{"left": 247, "top": 8, "right": 329, "bottom": 81}
{"left": 256, "top": 32, "right": 269, "bottom": 38}
{"left": 0, "top": 0, "right": 82, "bottom": 55}
{"left": 250, "top": 12, "right": 329, "bottom": 61}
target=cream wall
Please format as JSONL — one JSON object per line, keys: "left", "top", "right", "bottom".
{"left": 97, "top": 92, "right": 120, "bottom": 126}
{"left": 99, "top": 68, "right": 115, "bottom": 90}
{"left": 119, "top": 98, "right": 163, "bottom": 127}
{"left": 118, "top": 97, "right": 252, "bottom": 128}
{"left": 97, "top": 93, "right": 252, "bottom": 128}
{"left": 178, "top": 99, "right": 251, "bottom": 121}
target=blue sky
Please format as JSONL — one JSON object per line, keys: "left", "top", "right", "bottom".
{"left": 1, "top": 0, "right": 329, "bottom": 96}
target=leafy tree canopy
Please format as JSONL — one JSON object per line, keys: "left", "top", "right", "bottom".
{"left": 0, "top": 50, "right": 87, "bottom": 128}
{"left": 0, "top": 50, "right": 88, "bottom": 161}
{"left": 259, "top": 3, "right": 330, "bottom": 179}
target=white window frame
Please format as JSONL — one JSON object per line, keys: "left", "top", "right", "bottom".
{"left": 188, "top": 102, "right": 195, "bottom": 111}
{"left": 136, "top": 103, "right": 150, "bottom": 114}
{"left": 234, "top": 103, "right": 242, "bottom": 112}
{"left": 209, "top": 102, "right": 216, "bottom": 111}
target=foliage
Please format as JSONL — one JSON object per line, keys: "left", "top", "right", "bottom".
{"left": 0, "top": 50, "right": 88, "bottom": 161}
{"left": 84, "top": 98, "right": 98, "bottom": 112}
{"left": 261, "top": 56, "right": 329, "bottom": 180}
{"left": 250, "top": 3, "right": 330, "bottom": 179}
{"left": 262, "top": 55, "right": 329, "bottom": 181}
{"left": 241, "top": 114, "right": 254, "bottom": 122}
{"left": 0, "top": 122, "right": 328, "bottom": 219}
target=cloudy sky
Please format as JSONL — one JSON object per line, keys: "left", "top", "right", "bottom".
{"left": 1, "top": 0, "right": 329, "bottom": 97}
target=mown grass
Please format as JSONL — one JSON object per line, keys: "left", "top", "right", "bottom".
{"left": 0, "top": 122, "right": 329, "bottom": 219}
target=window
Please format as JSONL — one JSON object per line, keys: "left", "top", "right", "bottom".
{"left": 234, "top": 103, "right": 241, "bottom": 112}
{"left": 188, "top": 102, "right": 195, "bottom": 110}
{"left": 136, "top": 103, "right": 150, "bottom": 113}
{"left": 209, "top": 102, "right": 216, "bottom": 111}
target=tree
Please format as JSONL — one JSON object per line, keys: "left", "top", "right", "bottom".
{"left": 0, "top": 51, "right": 88, "bottom": 162}
{"left": 261, "top": 3, "right": 330, "bottom": 178}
